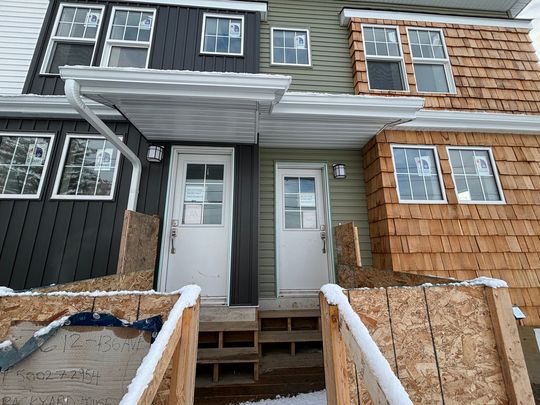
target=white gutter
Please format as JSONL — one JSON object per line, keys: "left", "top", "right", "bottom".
{"left": 64, "top": 79, "right": 141, "bottom": 211}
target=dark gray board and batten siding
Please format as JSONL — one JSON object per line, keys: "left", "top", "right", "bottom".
{"left": 24, "top": 0, "right": 261, "bottom": 95}
{"left": 0, "top": 117, "right": 259, "bottom": 305}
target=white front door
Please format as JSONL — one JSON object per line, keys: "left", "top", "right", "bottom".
{"left": 276, "top": 165, "right": 332, "bottom": 297}
{"left": 160, "top": 148, "right": 234, "bottom": 305}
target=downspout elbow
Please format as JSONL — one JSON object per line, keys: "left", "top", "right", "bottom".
{"left": 64, "top": 79, "right": 141, "bottom": 211}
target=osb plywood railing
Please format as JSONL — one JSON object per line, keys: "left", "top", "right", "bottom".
{"left": 320, "top": 283, "right": 533, "bottom": 405}
{"left": 348, "top": 18, "right": 540, "bottom": 114}
{"left": 0, "top": 288, "right": 200, "bottom": 405}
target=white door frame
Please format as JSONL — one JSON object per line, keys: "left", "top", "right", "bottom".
{"left": 274, "top": 161, "right": 335, "bottom": 297}
{"left": 157, "top": 146, "right": 235, "bottom": 304}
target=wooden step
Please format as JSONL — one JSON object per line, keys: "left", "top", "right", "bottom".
{"left": 259, "top": 330, "right": 322, "bottom": 343}
{"left": 198, "top": 347, "right": 259, "bottom": 364}
{"left": 199, "top": 321, "right": 258, "bottom": 332}
{"left": 258, "top": 309, "right": 321, "bottom": 319}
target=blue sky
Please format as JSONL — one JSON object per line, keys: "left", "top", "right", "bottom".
{"left": 520, "top": 0, "right": 540, "bottom": 56}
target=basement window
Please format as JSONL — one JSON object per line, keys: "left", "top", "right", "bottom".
{"left": 0, "top": 133, "right": 55, "bottom": 199}
{"left": 271, "top": 28, "right": 311, "bottom": 66}
{"left": 391, "top": 145, "right": 446, "bottom": 203}
{"left": 52, "top": 135, "right": 121, "bottom": 200}
{"left": 447, "top": 147, "right": 505, "bottom": 204}
{"left": 41, "top": 4, "right": 105, "bottom": 74}
{"left": 407, "top": 28, "right": 455, "bottom": 93}
{"left": 201, "top": 14, "right": 244, "bottom": 56}
{"left": 102, "top": 7, "right": 156, "bottom": 68}
{"left": 362, "top": 25, "right": 408, "bottom": 91}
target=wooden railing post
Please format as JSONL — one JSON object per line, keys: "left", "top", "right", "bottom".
{"left": 320, "top": 292, "right": 351, "bottom": 405}
{"left": 169, "top": 298, "right": 200, "bottom": 405}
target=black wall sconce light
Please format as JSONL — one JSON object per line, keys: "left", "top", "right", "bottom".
{"left": 147, "top": 145, "right": 164, "bottom": 163}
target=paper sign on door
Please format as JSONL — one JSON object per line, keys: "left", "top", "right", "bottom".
{"left": 302, "top": 211, "right": 317, "bottom": 229}
{"left": 185, "top": 185, "right": 205, "bottom": 202}
{"left": 184, "top": 204, "right": 202, "bottom": 224}
{"left": 300, "top": 193, "right": 316, "bottom": 207}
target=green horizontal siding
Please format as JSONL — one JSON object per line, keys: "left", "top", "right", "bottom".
{"left": 259, "top": 148, "right": 372, "bottom": 298}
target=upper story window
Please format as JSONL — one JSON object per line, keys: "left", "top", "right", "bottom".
{"left": 42, "top": 4, "right": 105, "bottom": 74}
{"left": 447, "top": 147, "right": 504, "bottom": 204}
{"left": 407, "top": 28, "right": 455, "bottom": 93}
{"left": 391, "top": 145, "right": 446, "bottom": 203}
{"left": 362, "top": 25, "right": 408, "bottom": 91}
{"left": 52, "top": 135, "right": 121, "bottom": 200}
{"left": 271, "top": 28, "right": 311, "bottom": 66}
{"left": 201, "top": 14, "right": 244, "bottom": 56}
{"left": 102, "top": 7, "right": 156, "bottom": 68}
{"left": 0, "top": 134, "right": 55, "bottom": 199}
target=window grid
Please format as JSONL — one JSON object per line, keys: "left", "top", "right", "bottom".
{"left": 271, "top": 28, "right": 310, "bottom": 66}
{"left": 42, "top": 4, "right": 105, "bottom": 74}
{"left": 183, "top": 164, "right": 224, "bottom": 225}
{"left": 391, "top": 145, "right": 446, "bottom": 204}
{"left": 0, "top": 134, "right": 54, "bottom": 198}
{"left": 283, "top": 176, "right": 317, "bottom": 230}
{"left": 102, "top": 7, "right": 156, "bottom": 68}
{"left": 363, "top": 26, "right": 402, "bottom": 57}
{"left": 448, "top": 147, "right": 504, "bottom": 203}
{"left": 201, "top": 14, "right": 244, "bottom": 56}
{"left": 407, "top": 28, "right": 455, "bottom": 93}
{"left": 361, "top": 24, "right": 408, "bottom": 92}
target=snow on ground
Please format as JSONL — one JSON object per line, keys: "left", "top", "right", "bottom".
{"left": 235, "top": 390, "right": 326, "bottom": 405}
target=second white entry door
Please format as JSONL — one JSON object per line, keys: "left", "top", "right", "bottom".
{"left": 276, "top": 166, "right": 331, "bottom": 297}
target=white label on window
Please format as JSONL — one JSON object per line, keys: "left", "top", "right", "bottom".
{"left": 85, "top": 12, "right": 100, "bottom": 28}
{"left": 300, "top": 193, "right": 316, "bottom": 207}
{"left": 475, "top": 156, "right": 490, "bottom": 176}
{"left": 302, "top": 210, "right": 317, "bottom": 229}
{"left": 387, "top": 31, "right": 397, "bottom": 43}
{"left": 229, "top": 22, "right": 241, "bottom": 38}
{"left": 294, "top": 34, "right": 306, "bottom": 49}
{"left": 185, "top": 185, "right": 204, "bottom": 202}
{"left": 458, "top": 190, "right": 471, "bottom": 201}
{"left": 415, "top": 156, "right": 432, "bottom": 176}
{"left": 95, "top": 148, "right": 113, "bottom": 170}
{"left": 140, "top": 16, "right": 153, "bottom": 30}
{"left": 26, "top": 142, "right": 47, "bottom": 166}
{"left": 184, "top": 204, "right": 202, "bottom": 224}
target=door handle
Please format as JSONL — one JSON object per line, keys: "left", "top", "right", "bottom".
{"left": 170, "top": 221, "right": 178, "bottom": 254}
{"left": 320, "top": 225, "right": 327, "bottom": 254}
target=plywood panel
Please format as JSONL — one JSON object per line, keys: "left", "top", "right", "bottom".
{"left": 93, "top": 295, "right": 141, "bottom": 323}
{"left": 387, "top": 287, "right": 443, "bottom": 404}
{"left": 424, "top": 286, "right": 508, "bottom": 403}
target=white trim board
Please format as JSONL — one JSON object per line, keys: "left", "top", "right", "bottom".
{"left": 395, "top": 109, "right": 540, "bottom": 134}
{"left": 111, "top": 0, "right": 267, "bottom": 20}
{"left": 340, "top": 8, "right": 533, "bottom": 29}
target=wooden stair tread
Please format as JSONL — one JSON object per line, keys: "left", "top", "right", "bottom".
{"left": 258, "top": 309, "right": 321, "bottom": 319}
{"left": 199, "top": 321, "right": 258, "bottom": 332}
{"left": 197, "top": 347, "right": 259, "bottom": 363}
{"left": 259, "top": 330, "right": 322, "bottom": 343}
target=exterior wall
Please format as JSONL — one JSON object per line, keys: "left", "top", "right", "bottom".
{"left": 363, "top": 129, "right": 540, "bottom": 325}
{"left": 0, "top": 0, "right": 49, "bottom": 94}
{"left": 0, "top": 120, "right": 258, "bottom": 305}
{"left": 259, "top": 148, "right": 371, "bottom": 298}
{"left": 25, "top": 0, "right": 260, "bottom": 95}
{"left": 349, "top": 18, "right": 540, "bottom": 113}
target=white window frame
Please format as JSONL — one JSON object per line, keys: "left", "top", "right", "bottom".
{"left": 406, "top": 27, "right": 456, "bottom": 94}
{"left": 40, "top": 3, "right": 106, "bottom": 75}
{"left": 0, "top": 133, "right": 56, "bottom": 200}
{"left": 51, "top": 134, "right": 122, "bottom": 201}
{"left": 270, "top": 27, "right": 312, "bottom": 67}
{"left": 101, "top": 6, "right": 157, "bottom": 69}
{"left": 200, "top": 13, "right": 245, "bottom": 56}
{"left": 391, "top": 144, "right": 447, "bottom": 204}
{"left": 361, "top": 24, "right": 409, "bottom": 92}
{"left": 446, "top": 146, "right": 505, "bottom": 205}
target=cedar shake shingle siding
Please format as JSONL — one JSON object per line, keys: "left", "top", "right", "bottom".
{"left": 363, "top": 130, "right": 540, "bottom": 326}
{"left": 349, "top": 18, "right": 540, "bottom": 114}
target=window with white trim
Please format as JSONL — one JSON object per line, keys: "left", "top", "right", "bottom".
{"left": 362, "top": 25, "right": 407, "bottom": 91}
{"left": 408, "top": 28, "right": 455, "bottom": 93}
{"left": 447, "top": 147, "right": 504, "bottom": 203}
{"left": 53, "top": 135, "right": 121, "bottom": 199}
{"left": 271, "top": 28, "right": 310, "bottom": 66}
{"left": 392, "top": 145, "right": 446, "bottom": 202}
{"left": 0, "top": 134, "right": 55, "bottom": 199}
{"left": 102, "top": 7, "right": 156, "bottom": 68}
{"left": 201, "top": 14, "right": 244, "bottom": 56}
{"left": 42, "top": 4, "right": 104, "bottom": 74}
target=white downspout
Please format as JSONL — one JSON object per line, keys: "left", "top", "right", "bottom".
{"left": 64, "top": 79, "right": 141, "bottom": 211}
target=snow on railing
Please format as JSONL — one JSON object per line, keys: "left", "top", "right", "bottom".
{"left": 320, "top": 284, "right": 413, "bottom": 405}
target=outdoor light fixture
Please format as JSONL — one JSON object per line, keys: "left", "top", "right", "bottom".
{"left": 147, "top": 145, "right": 164, "bottom": 163}
{"left": 332, "top": 163, "right": 346, "bottom": 179}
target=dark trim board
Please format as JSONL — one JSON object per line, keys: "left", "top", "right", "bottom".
{"left": 0, "top": 118, "right": 258, "bottom": 305}
{"left": 24, "top": 0, "right": 261, "bottom": 95}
